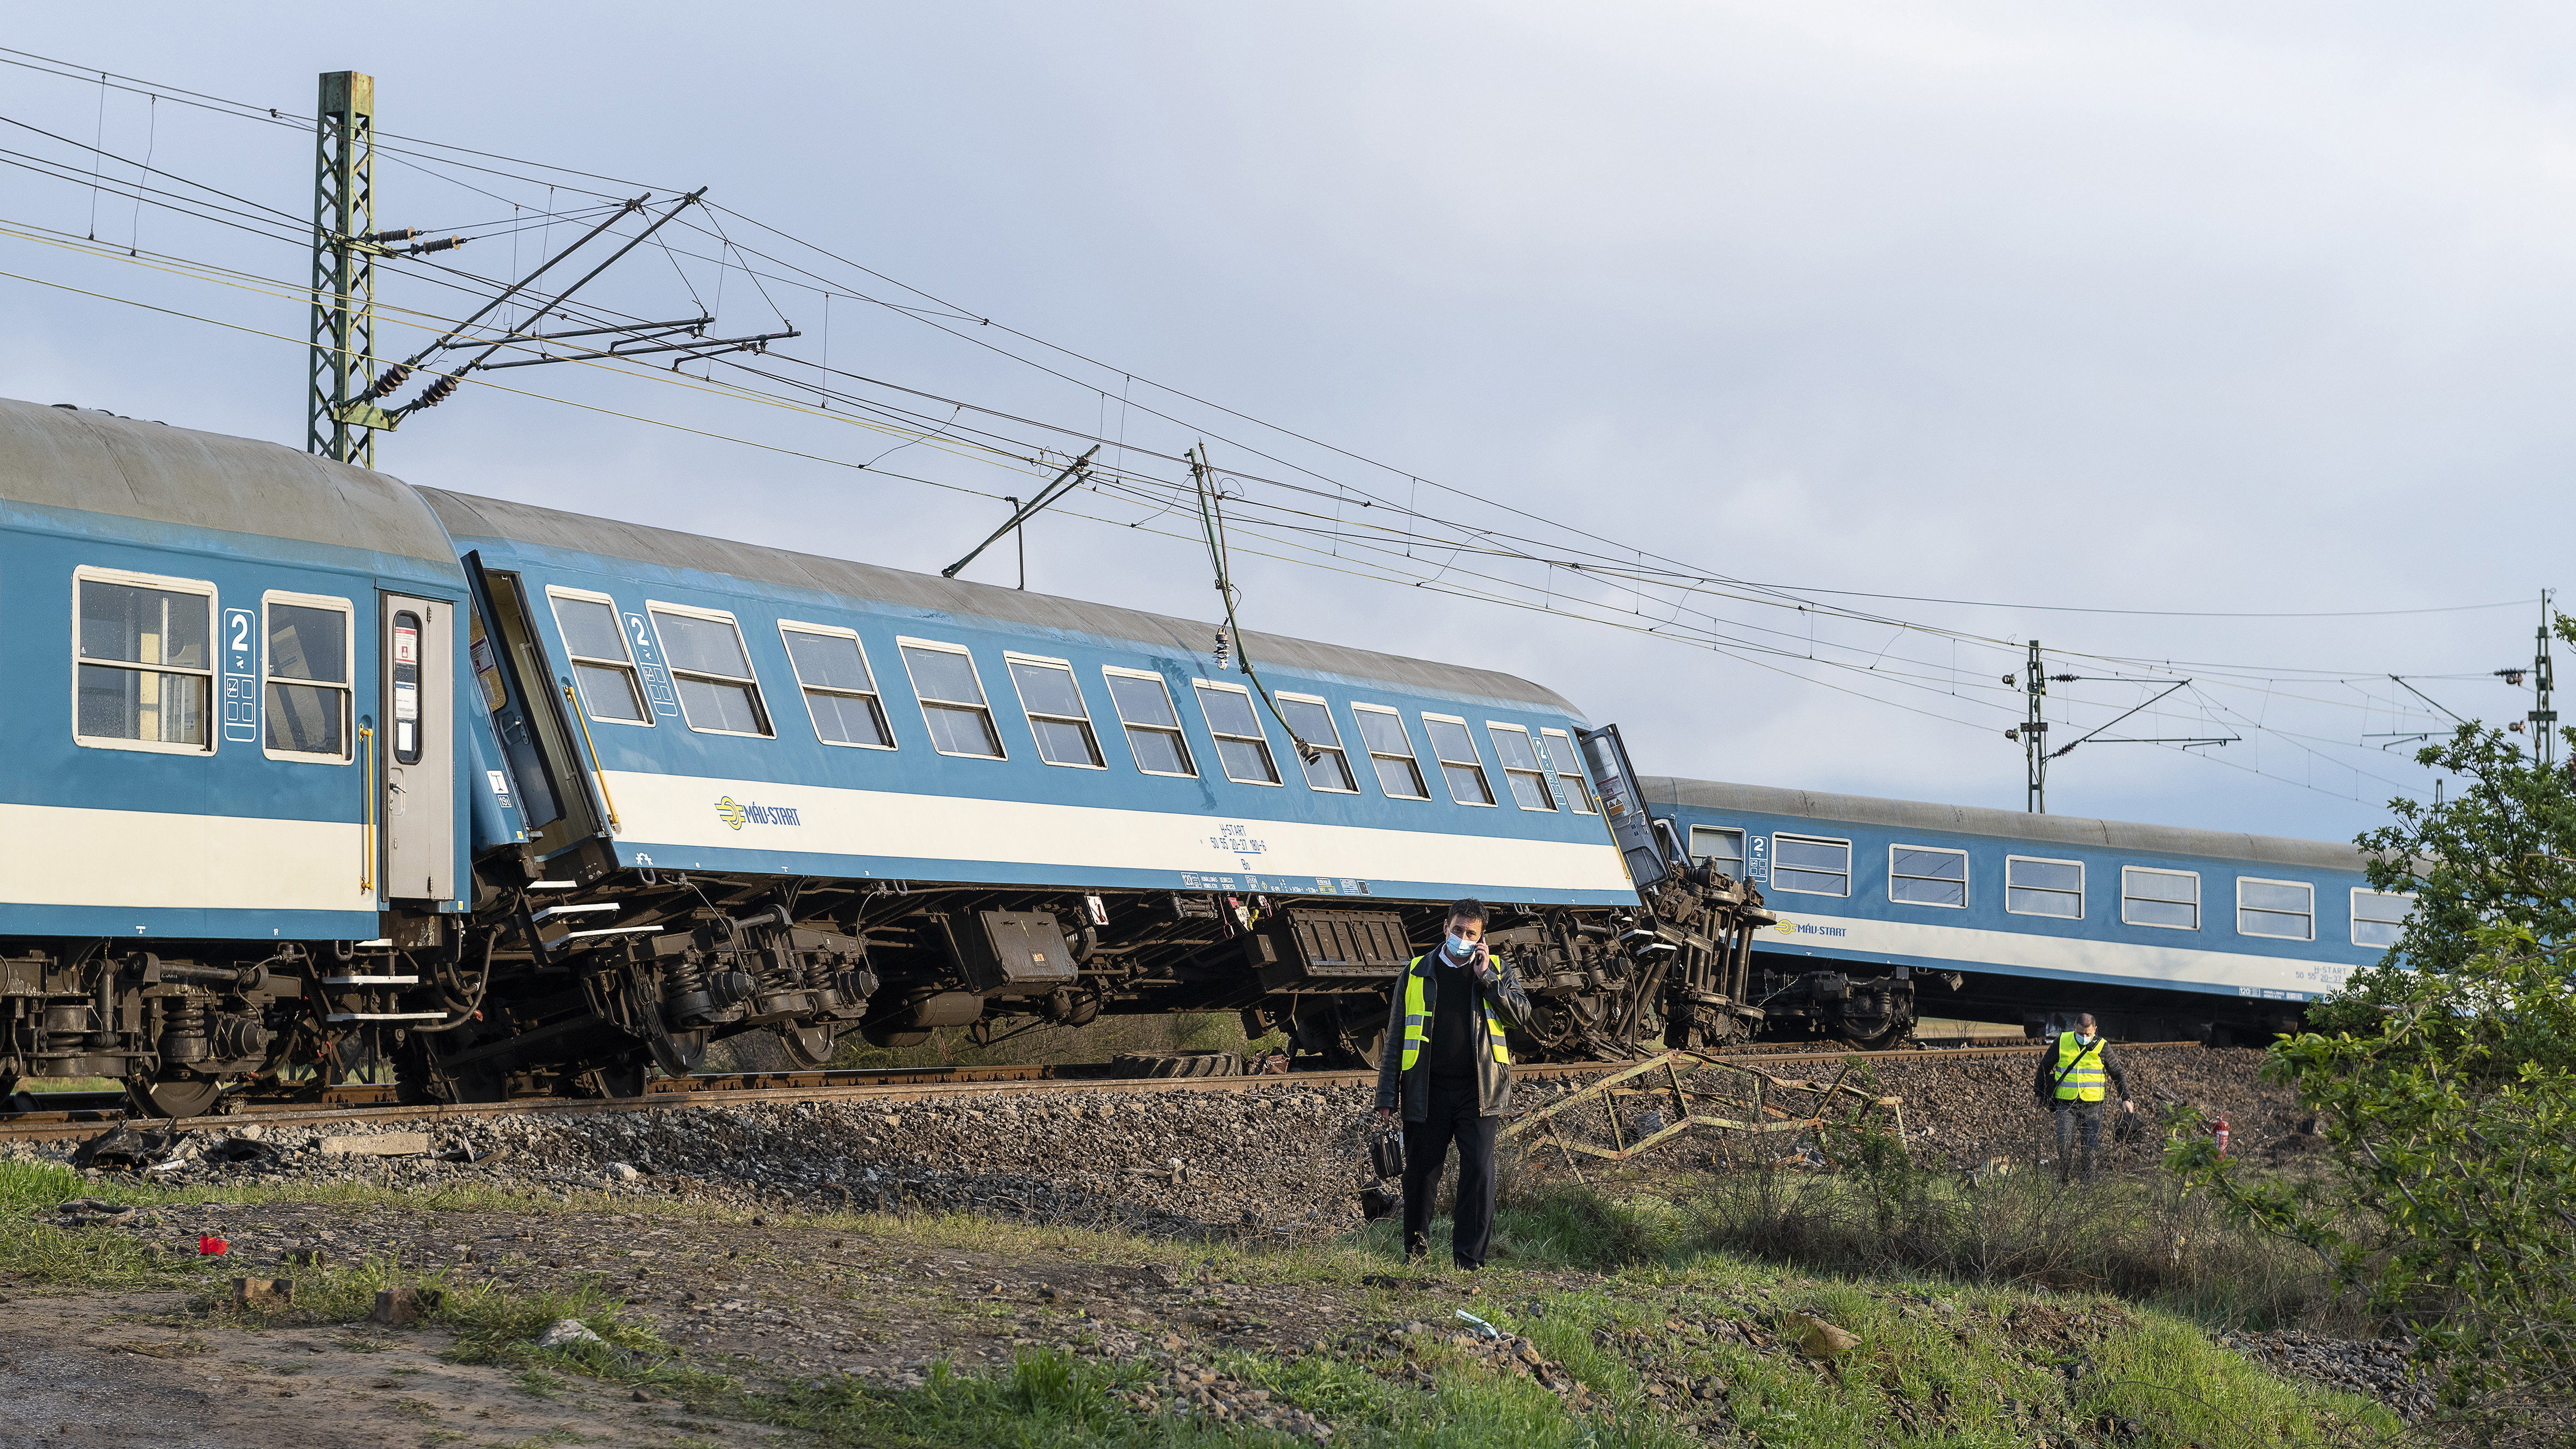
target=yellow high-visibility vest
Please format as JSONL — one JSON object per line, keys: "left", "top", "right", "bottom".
{"left": 1398, "top": 954, "right": 1510, "bottom": 1072}
{"left": 2052, "top": 1032, "right": 2108, "bottom": 1102}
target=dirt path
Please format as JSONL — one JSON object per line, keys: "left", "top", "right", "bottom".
{"left": 0, "top": 1282, "right": 787, "bottom": 1449}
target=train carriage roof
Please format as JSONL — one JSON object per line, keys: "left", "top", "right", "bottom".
{"left": 421, "top": 488, "right": 1581, "bottom": 713}
{"left": 0, "top": 398, "right": 456, "bottom": 565}
{"left": 1644, "top": 777, "right": 2368, "bottom": 873}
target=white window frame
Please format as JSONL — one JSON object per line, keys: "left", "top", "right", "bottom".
{"left": 546, "top": 585, "right": 654, "bottom": 729}
{"left": 1101, "top": 666, "right": 1196, "bottom": 778}
{"left": 2121, "top": 865, "right": 2201, "bottom": 931}
{"left": 1688, "top": 825, "right": 1746, "bottom": 875}
{"left": 2236, "top": 876, "right": 2316, "bottom": 942}
{"left": 71, "top": 564, "right": 219, "bottom": 756}
{"left": 1771, "top": 832, "right": 1852, "bottom": 898}
{"left": 1888, "top": 843, "right": 1969, "bottom": 910}
{"left": 1421, "top": 711, "right": 1496, "bottom": 807}
{"left": 647, "top": 600, "right": 773, "bottom": 738}
{"left": 1276, "top": 690, "right": 1358, "bottom": 793}
{"left": 898, "top": 636, "right": 1008, "bottom": 761}
{"left": 259, "top": 589, "right": 356, "bottom": 764}
{"left": 2351, "top": 887, "right": 2415, "bottom": 948}
{"left": 2005, "top": 855, "right": 2086, "bottom": 920}
{"left": 1539, "top": 727, "right": 1597, "bottom": 813}
{"left": 1193, "top": 677, "right": 1283, "bottom": 787}
{"left": 1351, "top": 703, "right": 1429, "bottom": 801}
{"left": 777, "top": 620, "right": 894, "bottom": 751}
{"left": 1484, "top": 721, "right": 1558, "bottom": 812}
{"left": 1005, "top": 651, "right": 1106, "bottom": 771}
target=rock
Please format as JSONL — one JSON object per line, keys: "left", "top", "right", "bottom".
{"left": 320, "top": 1132, "right": 430, "bottom": 1158}
{"left": 606, "top": 1162, "right": 641, "bottom": 1181}
{"left": 536, "top": 1319, "right": 605, "bottom": 1348}
{"left": 371, "top": 1286, "right": 442, "bottom": 1326}
{"left": 231, "top": 1277, "right": 293, "bottom": 1308}
{"left": 1786, "top": 1311, "right": 1858, "bottom": 1357}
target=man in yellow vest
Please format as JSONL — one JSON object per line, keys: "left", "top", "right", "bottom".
{"left": 2030, "top": 1012, "right": 2134, "bottom": 1183}
{"left": 1372, "top": 898, "right": 1531, "bottom": 1270}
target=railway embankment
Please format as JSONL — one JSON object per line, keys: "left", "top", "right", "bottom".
{"left": 2, "top": 1048, "right": 2419, "bottom": 1446}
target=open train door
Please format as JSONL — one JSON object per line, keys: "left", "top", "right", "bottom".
{"left": 1576, "top": 724, "right": 1676, "bottom": 891}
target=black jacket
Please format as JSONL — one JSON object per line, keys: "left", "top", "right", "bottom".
{"left": 1373, "top": 948, "right": 1532, "bottom": 1120}
{"left": 2032, "top": 1033, "right": 2129, "bottom": 1102}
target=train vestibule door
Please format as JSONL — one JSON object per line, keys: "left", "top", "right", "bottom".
{"left": 380, "top": 594, "right": 455, "bottom": 904}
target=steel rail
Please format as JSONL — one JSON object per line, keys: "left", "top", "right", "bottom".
{"left": 0, "top": 1039, "right": 2207, "bottom": 1144}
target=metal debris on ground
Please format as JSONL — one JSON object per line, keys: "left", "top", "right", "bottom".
{"left": 1501, "top": 1048, "right": 1904, "bottom": 1170}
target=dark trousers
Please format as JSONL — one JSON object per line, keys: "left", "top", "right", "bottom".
{"left": 1402, "top": 1087, "right": 1500, "bottom": 1269}
{"left": 2053, "top": 1099, "right": 2104, "bottom": 1182}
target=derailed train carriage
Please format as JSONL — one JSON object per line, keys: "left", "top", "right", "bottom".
{"left": 0, "top": 398, "right": 1769, "bottom": 1115}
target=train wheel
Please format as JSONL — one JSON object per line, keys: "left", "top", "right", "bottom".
{"left": 126, "top": 1073, "right": 225, "bottom": 1120}
{"left": 778, "top": 1024, "right": 840, "bottom": 1069}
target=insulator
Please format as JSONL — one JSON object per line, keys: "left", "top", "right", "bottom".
{"left": 416, "top": 374, "right": 461, "bottom": 408}
{"left": 363, "top": 364, "right": 411, "bottom": 401}
{"left": 359, "top": 226, "right": 420, "bottom": 244}
{"left": 405, "top": 236, "right": 466, "bottom": 255}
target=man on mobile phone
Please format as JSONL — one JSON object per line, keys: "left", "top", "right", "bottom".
{"left": 1371, "top": 898, "right": 1531, "bottom": 1271}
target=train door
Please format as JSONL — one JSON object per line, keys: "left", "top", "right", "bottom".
{"left": 460, "top": 555, "right": 606, "bottom": 856}
{"left": 1576, "top": 724, "right": 1675, "bottom": 890}
{"left": 380, "top": 594, "right": 456, "bottom": 903}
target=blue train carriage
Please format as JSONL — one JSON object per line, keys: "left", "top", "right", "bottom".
{"left": 403, "top": 489, "right": 1761, "bottom": 1100}
{"left": 0, "top": 398, "right": 476, "bottom": 1116}
{"left": 1639, "top": 777, "right": 2408, "bottom": 1044}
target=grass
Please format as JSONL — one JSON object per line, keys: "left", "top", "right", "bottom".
{"left": 1, "top": 1149, "right": 2404, "bottom": 1447}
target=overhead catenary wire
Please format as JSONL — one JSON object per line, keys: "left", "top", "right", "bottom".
{"left": 0, "top": 51, "right": 2518, "bottom": 810}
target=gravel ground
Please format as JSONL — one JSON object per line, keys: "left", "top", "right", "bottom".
{"left": 6, "top": 1047, "right": 2304, "bottom": 1235}
{"left": 2222, "top": 1330, "right": 2438, "bottom": 1422}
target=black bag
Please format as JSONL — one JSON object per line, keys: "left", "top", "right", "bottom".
{"left": 1358, "top": 1183, "right": 1400, "bottom": 1221}
{"left": 1369, "top": 1129, "right": 1405, "bottom": 1181}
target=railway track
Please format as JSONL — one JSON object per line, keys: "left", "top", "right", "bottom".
{"left": 0, "top": 1039, "right": 2206, "bottom": 1144}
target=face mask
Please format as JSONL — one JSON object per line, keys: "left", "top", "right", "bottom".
{"left": 1445, "top": 933, "right": 1475, "bottom": 960}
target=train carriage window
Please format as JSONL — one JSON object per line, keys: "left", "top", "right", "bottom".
{"left": 2122, "top": 867, "right": 2200, "bottom": 930}
{"left": 1007, "top": 654, "right": 1105, "bottom": 768}
{"left": 73, "top": 568, "right": 215, "bottom": 752}
{"left": 1277, "top": 693, "right": 1357, "bottom": 791}
{"left": 547, "top": 589, "right": 650, "bottom": 726}
{"left": 261, "top": 592, "right": 352, "bottom": 761}
{"left": 1421, "top": 714, "right": 1495, "bottom": 805}
{"left": 899, "top": 640, "right": 1005, "bottom": 758}
{"left": 1104, "top": 668, "right": 1195, "bottom": 776}
{"left": 1194, "top": 681, "right": 1281, "bottom": 785}
{"left": 1772, "top": 833, "right": 1851, "bottom": 896}
{"left": 1486, "top": 724, "right": 1558, "bottom": 811}
{"left": 648, "top": 604, "right": 772, "bottom": 737}
{"left": 2006, "top": 856, "right": 2084, "bottom": 919}
{"left": 2352, "top": 888, "right": 2414, "bottom": 948}
{"left": 2237, "top": 878, "right": 2315, "bottom": 941}
{"left": 1539, "top": 729, "right": 1598, "bottom": 813}
{"left": 1891, "top": 844, "right": 1968, "bottom": 907}
{"left": 1353, "top": 705, "right": 1429, "bottom": 799}
{"left": 779, "top": 623, "right": 893, "bottom": 749}
{"left": 1689, "top": 826, "right": 1745, "bottom": 877}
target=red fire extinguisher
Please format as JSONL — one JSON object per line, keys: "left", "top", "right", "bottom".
{"left": 2213, "top": 1116, "right": 2231, "bottom": 1159}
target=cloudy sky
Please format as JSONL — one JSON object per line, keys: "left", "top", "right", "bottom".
{"left": 5, "top": 3, "right": 2567, "bottom": 845}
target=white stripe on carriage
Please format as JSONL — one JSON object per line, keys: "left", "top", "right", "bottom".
{"left": 0, "top": 804, "right": 372, "bottom": 912}
{"left": 1760, "top": 911, "right": 2357, "bottom": 998}
{"left": 599, "top": 769, "right": 1635, "bottom": 893}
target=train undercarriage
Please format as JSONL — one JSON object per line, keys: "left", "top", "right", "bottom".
{"left": 0, "top": 855, "right": 1790, "bottom": 1115}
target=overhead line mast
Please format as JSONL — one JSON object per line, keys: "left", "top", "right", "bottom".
{"left": 306, "top": 70, "right": 376, "bottom": 465}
